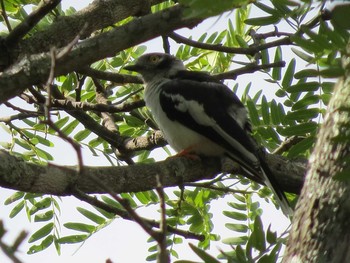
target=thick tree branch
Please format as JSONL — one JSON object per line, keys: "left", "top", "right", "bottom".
{"left": 0, "top": 5, "right": 202, "bottom": 104}
{"left": 5, "top": 0, "right": 62, "bottom": 47}
{"left": 0, "top": 150, "right": 305, "bottom": 196}
{"left": 11, "top": 0, "right": 154, "bottom": 57}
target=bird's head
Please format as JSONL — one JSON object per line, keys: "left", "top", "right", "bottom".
{"left": 124, "top": 53, "right": 186, "bottom": 83}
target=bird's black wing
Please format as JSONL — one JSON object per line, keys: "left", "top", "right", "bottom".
{"left": 159, "top": 78, "right": 292, "bottom": 216}
{"left": 159, "top": 79, "right": 259, "bottom": 167}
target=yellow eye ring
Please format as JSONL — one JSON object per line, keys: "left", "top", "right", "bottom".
{"left": 149, "top": 55, "right": 160, "bottom": 63}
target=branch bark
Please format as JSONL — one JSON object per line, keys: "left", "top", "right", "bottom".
{"left": 0, "top": 4, "right": 202, "bottom": 104}
{"left": 0, "top": 150, "right": 305, "bottom": 196}
{"left": 283, "top": 43, "right": 350, "bottom": 263}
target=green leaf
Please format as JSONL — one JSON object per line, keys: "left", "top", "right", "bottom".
{"left": 294, "top": 69, "right": 319, "bottom": 79}
{"left": 261, "top": 45, "right": 270, "bottom": 67}
{"left": 233, "top": 193, "right": 246, "bottom": 203}
{"left": 54, "top": 116, "right": 69, "bottom": 129}
{"left": 277, "top": 122, "right": 318, "bottom": 136}
{"left": 235, "top": 34, "right": 249, "bottom": 48}
{"left": 254, "top": 2, "right": 279, "bottom": 15}
{"left": 266, "top": 225, "right": 277, "bottom": 244}
{"left": 282, "top": 58, "right": 296, "bottom": 88}
{"left": 34, "top": 135, "right": 54, "bottom": 147}
{"left": 272, "top": 47, "right": 282, "bottom": 81}
{"left": 35, "top": 148, "right": 54, "bottom": 161}
{"left": 77, "top": 207, "right": 106, "bottom": 224}
{"left": 64, "top": 223, "right": 96, "bottom": 233}
{"left": 331, "top": 3, "right": 350, "bottom": 29}
{"left": 301, "top": 25, "right": 331, "bottom": 50}
{"left": 292, "top": 95, "right": 320, "bottom": 110}
{"left": 320, "top": 20, "right": 346, "bottom": 48}
{"left": 291, "top": 48, "right": 314, "bottom": 63}
{"left": 27, "top": 235, "right": 53, "bottom": 254}
{"left": 61, "top": 119, "right": 79, "bottom": 136}
{"left": 321, "top": 94, "right": 332, "bottom": 106}
{"left": 223, "top": 211, "right": 247, "bottom": 221}
{"left": 286, "top": 81, "right": 320, "bottom": 93}
{"left": 287, "top": 136, "right": 315, "bottom": 157}
{"left": 285, "top": 108, "right": 320, "bottom": 121}
{"left": 246, "top": 99, "right": 260, "bottom": 126}
{"left": 290, "top": 35, "right": 324, "bottom": 53}
{"left": 319, "top": 68, "right": 344, "bottom": 78}
{"left": 189, "top": 243, "right": 220, "bottom": 263}
{"left": 88, "top": 137, "right": 104, "bottom": 148}
{"left": 4, "top": 191, "right": 25, "bottom": 205}
{"left": 250, "top": 216, "right": 266, "bottom": 251}
{"left": 321, "top": 82, "right": 335, "bottom": 93}
{"left": 228, "top": 201, "right": 247, "bottom": 211}
{"left": 270, "top": 100, "right": 281, "bottom": 125}
{"left": 34, "top": 211, "right": 54, "bottom": 222}
{"left": 74, "top": 129, "right": 91, "bottom": 141}
{"left": 225, "top": 223, "right": 248, "bottom": 233}
{"left": 261, "top": 96, "right": 270, "bottom": 125}
{"left": 28, "top": 223, "right": 54, "bottom": 243}
{"left": 245, "top": 15, "right": 280, "bottom": 26}
{"left": 29, "top": 198, "right": 52, "bottom": 215}
{"left": 57, "top": 234, "right": 88, "bottom": 244}
{"left": 9, "top": 200, "right": 25, "bottom": 218}
{"left": 223, "top": 236, "right": 248, "bottom": 245}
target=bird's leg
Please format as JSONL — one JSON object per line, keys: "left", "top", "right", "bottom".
{"left": 172, "top": 146, "right": 201, "bottom": 160}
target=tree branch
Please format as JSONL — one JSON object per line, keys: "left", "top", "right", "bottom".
{"left": 0, "top": 4, "right": 202, "bottom": 104}
{"left": 168, "top": 32, "right": 291, "bottom": 56}
{"left": 5, "top": 0, "right": 61, "bottom": 47}
{"left": 78, "top": 67, "right": 143, "bottom": 84}
{"left": 0, "top": 150, "right": 305, "bottom": 196}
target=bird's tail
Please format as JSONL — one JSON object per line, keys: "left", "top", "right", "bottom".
{"left": 259, "top": 159, "right": 293, "bottom": 217}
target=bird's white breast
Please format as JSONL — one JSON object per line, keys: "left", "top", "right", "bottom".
{"left": 144, "top": 81, "right": 225, "bottom": 156}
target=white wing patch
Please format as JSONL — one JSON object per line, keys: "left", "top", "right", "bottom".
{"left": 163, "top": 92, "right": 258, "bottom": 164}
{"left": 164, "top": 93, "right": 216, "bottom": 126}
{"left": 227, "top": 104, "right": 248, "bottom": 130}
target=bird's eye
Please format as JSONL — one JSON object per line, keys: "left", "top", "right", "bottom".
{"left": 149, "top": 55, "right": 160, "bottom": 64}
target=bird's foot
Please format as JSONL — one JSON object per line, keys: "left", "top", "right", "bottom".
{"left": 170, "top": 147, "right": 201, "bottom": 161}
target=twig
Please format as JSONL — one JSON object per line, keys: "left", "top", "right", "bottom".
{"left": 73, "top": 189, "right": 204, "bottom": 241}
{"left": 156, "top": 174, "right": 170, "bottom": 262}
{"left": 78, "top": 67, "right": 143, "bottom": 84}
{"left": 162, "top": 35, "right": 170, "bottom": 54}
{"left": 4, "top": 101, "right": 42, "bottom": 115}
{"left": 169, "top": 32, "right": 255, "bottom": 55}
{"left": 56, "top": 22, "right": 88, "bottom": 59}
{"left": 0, "top": 221, "right": 27, "bottom": 263}
{"left": 214, "top": 61, "right": 286, "bottom": 80}
{"left": 113, "top": 87, "right": 144, "bottom": 105}
{"left": 93, "top": 78, "right": 134, "bottom": 164}
{"left": 0, "top": 112, "right": 41, "bottom": 123}
{"left": 5, "top": 0, "right": 61, "bottom": 46}
{"left": 0, "top": 0, "right": 12, "bottom": 31}
{"left": 42, "top": 47, "right": 84, "bottom": 174}
{"left": 272, "top": 136, "right": 305, "bottom": 155}
{"left": 75, "top": 73, "right": 86, "bottom": 102}
{"left": 184, "top": 182, "right": 253, "bottom": 194}
{"left": 169, "top": 32, "right": 291, "bottom": 56}
{"left": 249, "top": 26, "right": 292, "bottom": 40}
{"left": 51, "top": 99, "right": 145, "bottom": 113}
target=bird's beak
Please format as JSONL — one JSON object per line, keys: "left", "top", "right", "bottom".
{"left": 124, "top": 63, "right": 142, "bottom": 72}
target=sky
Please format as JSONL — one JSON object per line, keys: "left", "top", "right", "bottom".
{"left": 0, "top": 1, "right": 296, "bottom": 262}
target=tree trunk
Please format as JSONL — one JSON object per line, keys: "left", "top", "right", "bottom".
{"left": 283, "top": 42, "right": 350, "bottom": 262}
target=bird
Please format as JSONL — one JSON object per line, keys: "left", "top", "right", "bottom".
{"left": 124, "top": 52, "right": 292, "bottom": 216}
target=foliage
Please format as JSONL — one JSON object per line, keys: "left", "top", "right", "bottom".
{"left": 0, "top": 0, "right": 349, "bottom": 262}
